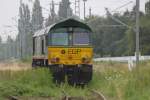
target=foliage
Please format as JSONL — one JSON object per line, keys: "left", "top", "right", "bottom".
{"left": 0, "top": 36, "right": 18, "bottom": 60}
{"left": 124, "top": 62, "right": 150, "bottom": 100}
{"left": 31, "top": 0, "right": 43, "bottom": 32}
{"left": 0, "top": 62, "right": 150, "bottom": 99}
{"left": 45, "top": 0, "right": 59, "bottom": 27}
{"left": 1, "top": 1, "right": 150, "bottom": 60}
{"left": 58, "top": 0, "right": 73, "bottom": 20}
{"left": 18, "top": 1, "right": 32, "bottom": 59}
{"left": 0, "top": 36, "right": 1, "bottom": 43}
{"left": 145, "top": 1, "right": 150, "bottom": 16}
{"left": 140, "top": 16, "right": 150, "bottom": 55}
{"left": 86, "top": 2, "right": 150, "bottom": 57}
{"left": 86, "top": 14, "right": 129, "bottom": 57}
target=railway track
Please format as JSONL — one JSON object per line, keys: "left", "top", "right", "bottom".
{"left": 8, "top": 96, "right": 52, "bottom": 100}
{"left": 89, "top": 89, "right": 107, "bottom": 100}
{"left": 62, "top": 90, "right": 84, "bottom": 100}
{"left": 8, "top": 89, "right": 106, "bottom": 100}
{"left": 61, "top": 89, "right": 106, "bottom": 100}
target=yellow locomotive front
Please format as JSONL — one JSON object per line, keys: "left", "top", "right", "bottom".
{"left": 47, "top": 19, "right": 93, "bottom": 85}
{"left": 48, "top": 47, "right": 93, "bottom": 65}
{"left": 48, "top": 47, "right": 92, "bottom": 65}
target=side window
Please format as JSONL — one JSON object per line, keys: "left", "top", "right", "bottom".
{"left": 45, "top": 35, "right": 48, "bottom": 46}
{"left": 33, "top": 37, "right": 35, "bottom": 55}
{"left": 41, "top": 39, "right": 45, "bottom": 55}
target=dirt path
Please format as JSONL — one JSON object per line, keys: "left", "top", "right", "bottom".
{"left": 0, "top": 60, "right": 31, "bottom": 71}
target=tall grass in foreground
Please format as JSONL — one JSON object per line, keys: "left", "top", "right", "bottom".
{"left": 124, "top": 62, "right": 150, "bottom": 100}
{"left": 0, "top": 61, "right": 149, "bottom": 100}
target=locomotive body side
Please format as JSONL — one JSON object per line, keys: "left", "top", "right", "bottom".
{"left": 32, "top": 27, "right": 49, "bottom": 67}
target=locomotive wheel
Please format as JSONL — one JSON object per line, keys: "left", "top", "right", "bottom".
{"left": 67, "top": 67, "right": 78, "bottom": 86}
{"left": 32, "top": 62, "right": 36, "bottom": 68}
{"left": 52, "top": 72, "right": 65, "bottom": 84}
{"left": 67, "top": 65, "right": 93, "bottom": 86}
{"left": 79, "top": 65, "right": 93, "bottom": 84}
{"left": 51, "top": 66, "right": 65, "bottom": 84}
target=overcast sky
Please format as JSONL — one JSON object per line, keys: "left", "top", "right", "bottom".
{"left": 0, "top": 0, "right": 148, "bottom": 40}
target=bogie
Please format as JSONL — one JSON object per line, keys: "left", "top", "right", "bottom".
{"left": 50, "top": 64, "right": 93, "bottom": 85}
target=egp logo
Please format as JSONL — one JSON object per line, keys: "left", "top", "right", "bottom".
{"left": 61, "top": 49, "right": 81, "bottom": 54}
{"left": 68, "top": 49, "right": 81, "bottom": 54}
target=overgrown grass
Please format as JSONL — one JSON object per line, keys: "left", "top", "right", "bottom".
{"left": 124, "top": 61, "right": 150, "bottom": 100}
{"left": 0, "top": 61, "right": 150, "bottom": 100}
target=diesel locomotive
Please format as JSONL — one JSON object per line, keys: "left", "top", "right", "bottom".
{"left": 32, "top": 18, "right": 93, "bottom": 85}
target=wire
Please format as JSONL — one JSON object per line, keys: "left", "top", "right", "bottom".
{"left": 112, "top": 1, "right": 133, "bottom": 12}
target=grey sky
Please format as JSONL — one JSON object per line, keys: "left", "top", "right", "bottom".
{"left": 0, "top": 0, "right": 148, "bottom": 40}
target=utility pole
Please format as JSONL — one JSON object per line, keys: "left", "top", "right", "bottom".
{"left": 135, "top": 0, "right": 140, "bottom": 64}
{"left": 75, "top": 0, "right": 80, "bottom": 18}
{"left": 83, "top": 0, "right": 87, "bottom": 19}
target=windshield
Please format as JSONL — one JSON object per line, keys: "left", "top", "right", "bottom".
{"left": 73, "top": 33, "right": 90, "bottom": 45}
{"left": 51, "top": 33, "right": 68, "bottom": 45}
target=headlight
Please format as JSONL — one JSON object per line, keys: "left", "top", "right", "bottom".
{"left": 82, "top": 57, "right": 90, "bottom": 64}
{"left": 51, "top": 57, "right": 60, "bottom": 63}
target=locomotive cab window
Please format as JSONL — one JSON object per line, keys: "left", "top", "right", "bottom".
{"left": 73, "top": 28, "right": 91, "bottom": 46}
{"left": 51, "top": 33, "right": 68, "bottom": 46}
{"left": 73, "top": 32, "right": 90, "bottom": 45}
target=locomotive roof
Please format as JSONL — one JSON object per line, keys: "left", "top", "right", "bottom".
{"left": 33, "top": 18, "right": 92, "bottom": 37}
{"left": 49, "top": 18, "right": 92, "bottom": 32}
{"left": 33, "top": 25, "right": 54, "bottom": 37}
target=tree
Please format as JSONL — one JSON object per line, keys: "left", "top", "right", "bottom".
{"left": 6, "top": 36, "right": 14, "bottom": 58}
{"left": 0, "top": 36, "right": 2, "bottom": 43}
{"left": 145, "top": 0, "right": 150, "bottom": 16}
{"left": 31, "top": 0, "right": 43, "bottom": 32}
{"left": 0, "top": 36, "right": 2, "bottom": 60}
{"left": 86, "top": 13, "right": 128, "bottom": 57}
{"left": 58, "top": 0, "right": 73, "bottom": 20}
{"left": 18, "top": 1, "right": 31, "bottom": 59}
{"left": 45, "top": 15, "right": 53, "bottom": 27}
{"left": 45, "top": 0, "right": 58, "bottom": 27}
{"left": 139, "top": 16, "right": 150, "bottom": 55}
